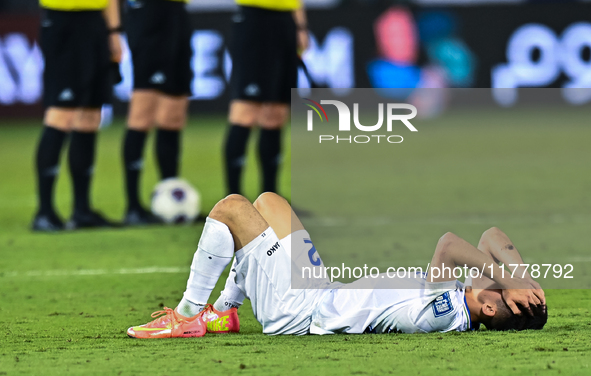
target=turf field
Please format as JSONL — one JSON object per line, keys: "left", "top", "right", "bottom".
{"left": 1, "top": 112, "right": 591, "bottom": 375}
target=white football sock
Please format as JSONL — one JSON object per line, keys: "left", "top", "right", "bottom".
{"left": 178, "top": 217, "right": 234, "bottom": 316}
{"left": 213, "top": 257, "right": 246, "bottom": 312}
{"left": 177, "top": 299, "right": 206, "bottom": 318}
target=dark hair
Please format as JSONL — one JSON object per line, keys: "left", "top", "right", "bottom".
{"left": 486, "top": 302, "right": 548, "bottom": 331}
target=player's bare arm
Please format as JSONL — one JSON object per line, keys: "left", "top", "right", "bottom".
{"left": 428, "top": 231, "right": 543, "bottom": 315}
{"left": 476, "top": 227, "right": 545, "bottom": 304}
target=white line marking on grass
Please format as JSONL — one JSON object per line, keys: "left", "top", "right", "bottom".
{"left": 2, "top": 267, "right": 186, "bottom": 279}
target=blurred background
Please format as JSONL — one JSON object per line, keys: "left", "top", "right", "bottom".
{"left": 2, "top": 0, "right": 591, "bottom": 119}
{"left": 1, "top": 0, "right": 590, "bottom": 225}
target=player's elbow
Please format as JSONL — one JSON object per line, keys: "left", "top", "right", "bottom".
{"left": 483, "top": 227, "right": 503, "bottom": 238}
{"left": 479, "top": 227, "right": 505, "bottom": 250}
{"left": 438, "top": 232, "right": 460, "bottom": 247}
{"left": 432, "top": 232, "right": 460, "bottom": 265}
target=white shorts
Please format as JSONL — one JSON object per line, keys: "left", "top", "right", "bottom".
{"left": 234, "top": 228, "right": 333, "bottom": 335}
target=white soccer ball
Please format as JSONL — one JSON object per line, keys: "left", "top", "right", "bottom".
{"left": 151, "top": 178, "right": 201, "bottom": 224}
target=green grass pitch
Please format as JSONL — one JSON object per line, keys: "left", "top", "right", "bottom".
{"left": 1, "top": 112, "right": 591, "bottom": 375}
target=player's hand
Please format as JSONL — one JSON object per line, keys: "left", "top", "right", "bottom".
{"left": 502, "top": 289, "right": 540, "bottom": 316}
{"left": 297, "top": 28, "right": 309, "bottom": 56}
{"left": 109, "top": 33, "right": 122, "bottom": 63}
{"left": 526, "top": 279, "right": 546, "bottom": 306}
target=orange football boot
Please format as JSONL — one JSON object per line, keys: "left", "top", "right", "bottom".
{"left": 200, "top": 304, "right": 240, "bottom": 334}
{"left": 127, "top": 307, "right": 206, "bottom": 339}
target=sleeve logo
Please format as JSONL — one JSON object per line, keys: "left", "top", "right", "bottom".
{"left": 432, "top": 291, "right": 454, "bottom": 317}
{"left": 266, "top": 242, "right": 280, "bottom": 256}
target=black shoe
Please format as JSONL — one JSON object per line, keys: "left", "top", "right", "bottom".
{"left": 31, "top": 212, "right": 65, "bottom": 232}
{"left": 123, "top": 207, "right": 162, "bottom": 226}
{"left": 66, "top": 210, "right": 118, "bottom": 230}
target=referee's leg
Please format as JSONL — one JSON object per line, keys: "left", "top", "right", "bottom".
{"left": 257, "top": 103, "right": 289, "bottom": 193}
{"left": 69, "top": 108, "right": 101, "bottom": 216}
{"left": 32, "top": 108, "right": 74, "bottom": 231}
{"left": 154, "top": 94, "right": 188, "bottom": 181}
{"left": 34, "top": 8, "right": 117, "bottom": 231}
{"left": 64, "top": 108, "right": 116, "bottom": 230}
{"left": 123, "top": 89, "right": 158, "bottom": 222}
{"left": 123, "top": 90, "right": 188, "bottom": 224}
{"left": 225, "top": 101, "right": 288, "bottom": 196}
{"left": 225, "top": 101, "right": 260, "bottom": 195}
{"left": 224, "top": 6, "right": 295, "bottom": 196}
{"left": 122, "top": 0, "right": 191, "bottom": 225}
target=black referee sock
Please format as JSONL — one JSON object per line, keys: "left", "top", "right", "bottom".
{"left": 36, "top": 126, "right": 68, "bottom": 215}
{"left": 224, "top": 124, "right": 251, "bottom": 195}
{"left": 68, "top": 131, "right": 97, "bottom": 214}
{"left": 156, "top": 128, "right": 181, "bottom": 180}
{"left": 123, "top": 129, "right": 148, "bottom": 211}
{"left": 258, "top": 128, "right": 282, "bottom": 193}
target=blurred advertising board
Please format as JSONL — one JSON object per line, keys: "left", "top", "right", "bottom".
{"left": 351, "top": 2, "right": 591, "bottom": 106}
{"left": 1, "top": 2, "right": 590, "bottom": 117}
{"left": 186, "top": 0, "right": 339, "bottom": 12}
{"left": 0, "top": 14, "right": 43, "bottom": 118}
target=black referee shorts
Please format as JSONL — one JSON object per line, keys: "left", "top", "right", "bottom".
{"left": 40, "top": 9, "right": 111, "bottom": 109}
{"left": 230, "top": 6, "right": 298, "bottom": 104}
{"left": 125, "top": 0, "right": 193, "bottom": 96}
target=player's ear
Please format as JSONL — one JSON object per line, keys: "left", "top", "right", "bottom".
{"left": 482, "top": 302, "right": 496, "bottom": 317}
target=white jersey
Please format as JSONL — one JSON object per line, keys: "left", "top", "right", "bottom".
{"left": 234, "top": 229, "right": 334, "bottom": 335}
{"left": 309, "top": 274, "right": 474, "bottom": 335}
{"left": 234, "top": 229, "right": 474, "bottom": 335}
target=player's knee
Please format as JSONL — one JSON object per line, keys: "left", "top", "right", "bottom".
{"left": 253, "top": 192, "right": 284, "bottom": 214}
{"left": 128, "top": 91, "right": 159, "bottom": 129}
{"left": 223, "top": 193, "right": 249, "bottom": 202}
{"left": 128, "top": 108, "right": 155, "bottom": 130}
{"left": 156, "top": 113, "right": 186, "bottom": 130}
{"left": 74, "top": 110, "right": 101, "bottom": 132}
{"left": 229, "top": 101, "right": 259, "bottom": 126}
{"left": 210, "top": 194, "right": 250, "bottom": 222}
{"left": 44, "top": 108, "right": 75, "bottom": 130}
{"left": 127, "top": 115, "right": 154, "bottom": 131}
{"left": 219, "top": 194, "right": 249, "bottom": 210}
{"left": 258, "top": 113, "right": 284, "bottom": 128}
{"left": 230, "top": 114, "right": 258, "bottom": 127}
{"left": 258, "top": 106, "right": 287, "bottom": 128}
{"left": 155, "top": 104, "right": 187, "bottom": 130}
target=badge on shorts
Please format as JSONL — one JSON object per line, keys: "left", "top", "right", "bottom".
{"left": 432, "top": 292, "right": 454, "bottom": 317}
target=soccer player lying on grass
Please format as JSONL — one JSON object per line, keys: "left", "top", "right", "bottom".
{"left": 127, "top": 193, "right": 547, "bottom": 338}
